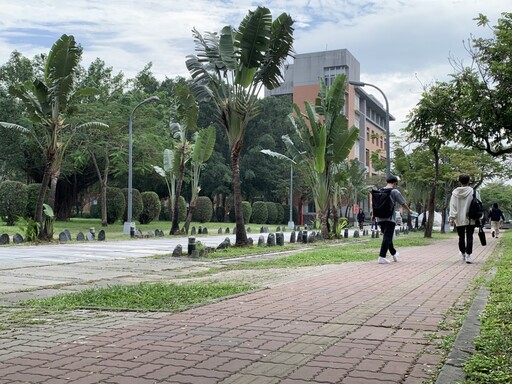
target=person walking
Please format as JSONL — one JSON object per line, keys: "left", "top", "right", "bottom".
{"left": 448, "top": 174, "right": 481, "bottom": 264}
{"left": 357, "top": 210, "right": 365, "bottom": 230}
{"left": 375, "top": 175, "right": 412, "bottom": 264}
{"left": 489, "top": 203, "right": 505, "bottom": 238}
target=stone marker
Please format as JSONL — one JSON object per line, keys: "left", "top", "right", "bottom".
{"left": 13, "top": 233, "right": 24, "bottom": 244}
{"left": 98, "top": 230, "right": 106, "bottom": 241}
{"left": 191, "top": 227, "right": 196, "bottom": 235}
{"left": 276, "top": 232, "right": 284, "bottom": 246}
{"left": 257, "top": 235, "right": 265, "bottom": 247}
{"left": 64, "top": 229, "right": 72, "bottom": 241}
{"left": 76, "top": 232, "right": 85, "bottom": 241}
{"left": 290, "top": 231, "right": 296, "bottom": 243}
{"left": 0, "top": 233, "right": 9, "bottom": 245}
{"left": 202, "top": 228, "right": 208, "bottom": 235}
{"left": 267, "top": 233, "right": 276, "bottom": 246}
{"left": 59, "top": 232, "right": 68, "bottom": 242}
{"left": 86, "top": 232, "right": 94, "bottom": 241}
{"left": 172, "top": 244, "right": 183, "bottom": 257}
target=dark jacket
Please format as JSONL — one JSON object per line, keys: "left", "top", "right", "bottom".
{"left": 489, "top": 208, "right": 505, "bottom": 222}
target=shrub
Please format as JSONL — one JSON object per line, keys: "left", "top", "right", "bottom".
{"left": 105, "top": 187, "right": 126, "bottom": 224}
{"left": 265, "top": 201, "right": 277, "bottom": 224}
{"left": 275, "top": 203, "right": 284, "bottom": 225}
{"left": 139, "top": 191, "right": 161, "bottom": 224}
{"left": 0, "top": 180, "right": 28, "bottom": 226}
{"left": 192, "top": 196, "right": 213, "bottom": 223}
{"left": 122, "top": 188, "right": 143, "bottom": 223}
{"left": 242, "top": 201, "right": 252, "bottom": 223}
{"left": 251, "top": 201, "right": 268, "bottom": 224}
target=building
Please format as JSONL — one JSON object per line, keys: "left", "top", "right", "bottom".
{"left": 265, "top": 49, "right": 394, "bottom": 223}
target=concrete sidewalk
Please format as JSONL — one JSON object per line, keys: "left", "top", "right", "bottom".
{"left": 0, "top": 236, "right": 497, "bottom": 383}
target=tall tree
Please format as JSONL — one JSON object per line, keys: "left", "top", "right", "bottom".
{"left": 404, "top": 81, "right": 455, "bottom": 237}
{"left": 447, "top": 12, "right": 512, "bottom": 156}
{"left": 186, "top": 6, "right": 294, "bottom": 245}
{"left": 0, "top": 34, "right": 107, "bottom": 239}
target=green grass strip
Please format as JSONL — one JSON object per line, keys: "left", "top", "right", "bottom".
{"left": 463, "top": 231, "right": 512, "bottom": 383}
{"left": 19, "top": 282, "right": 256, "bottom": 312}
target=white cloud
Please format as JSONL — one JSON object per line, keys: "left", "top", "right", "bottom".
{"left": 0, "top": 0, "right": 509, "bottom": 129}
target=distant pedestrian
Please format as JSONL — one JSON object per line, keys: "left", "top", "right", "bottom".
{"left": 489, "top": 203, "right": 505, "bottom": 238}
{"left": 374, "top": 175, "right": 412, "bottom": 264}
{"left": 448, "top": 174, "right": 482, "bottom": 264}
{"left": 357, "top": 211, "right": 365, "bottom": 230}
{"left": 370, "top": 211, "right": 378, "bottom": 230}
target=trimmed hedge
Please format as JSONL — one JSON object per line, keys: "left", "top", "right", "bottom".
{"left": 192, "top": 196, "right": 213, "bottom": 223}
{"left": 251, "top": 201, "right": 268, "bottom": 224}
{"left": 0, "top": 180, "right": 28, "bottom": 226}
{"left": 139, "top": 191, "right": 161, "bottom": 224}
{"left": 275, "top": 203, "right": 284, "bottom": 225}
{"left": 242, "top": 201, "right": 252, "bottom": 223}
{"left": 122, "top": 188, "right": 143, "bottom": 223}
{"left": 266, "top": 201, "right": 277, "bottom": 224}
{"left": 105, "top": 187, "right": 126, "bottom": 224}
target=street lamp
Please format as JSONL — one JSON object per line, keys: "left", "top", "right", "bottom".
{"left": 123, "top": 96, "right": 160, "bottom": 235}
{"left": 349, "top": 81, "right": 390, "bottom": 177}
{"left": 288, "top": 164, "right": 294, "bottom": 229}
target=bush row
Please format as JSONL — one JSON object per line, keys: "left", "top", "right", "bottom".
{"left": 0, "top": 181, "right": 295, "bottom": 226}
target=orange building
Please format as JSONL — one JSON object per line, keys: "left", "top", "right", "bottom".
{"left": 265, "top": 49, "right": 394, "bottom": 223}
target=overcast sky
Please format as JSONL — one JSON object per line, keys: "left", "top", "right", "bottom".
{"left": 0, "top": 0, "right": 508, "bottom": 135}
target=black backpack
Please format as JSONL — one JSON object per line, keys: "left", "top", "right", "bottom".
{"left": 371, "top": 188, "right": 394, "bottom": 218}
{"left": 468, "top": 189, "right": 484, "bottom": 220}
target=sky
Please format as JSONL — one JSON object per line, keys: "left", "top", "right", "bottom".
{"left": 0, "top": 0, "right": 509, "bottom": 135}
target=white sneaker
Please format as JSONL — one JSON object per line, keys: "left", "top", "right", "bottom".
{"left": 378, "top": 257, "right": 390, "bottom": 264}
{"left": 465, "top": 255, "right": 472, "bottom": 264}
{"left": 459, "top": 252, "right": 466, "bottom": 261}
{"left": 392, "top": 252, "right": 399, "bottom": 262}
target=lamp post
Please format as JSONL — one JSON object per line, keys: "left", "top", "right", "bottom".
{"left": 123, "top": 96, "right": 160, "bottom": 235}
{"left": 349, "top": 81, "right": 390, "bottom": 177}
{"left": 288, "top": 164, "right": 294, "bottom": 229}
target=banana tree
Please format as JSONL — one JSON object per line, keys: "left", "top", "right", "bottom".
{"left": 183, "top": 125, "right": 216, "bottom": 234}
{"left": 186, "top": 6, "right": 294, "bottom": 246}
{"left": 263, "top": 74, "right": 359, "bottom": 239}
{"left": 153, "top": 148, "right": 178, "bottom": 223}
{"left": 0, "top": 34, "right": 105, "bottom": 239}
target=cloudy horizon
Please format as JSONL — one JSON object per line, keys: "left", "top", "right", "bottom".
{"left": 0, "top": 0, "right": 508, "bottom": 135}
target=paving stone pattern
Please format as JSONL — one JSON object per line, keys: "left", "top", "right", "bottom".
{"left": 0, "top": 237, "right": 496, "bottom": 383}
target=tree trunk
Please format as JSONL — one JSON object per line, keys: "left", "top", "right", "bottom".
{"left": 318, "top": 208, "right": 329, "bottom": 239}
{"left": 332, "top": 203, "right": 339, "bottom": 238}
{"left": 48, "top": 167, "right": 60, "bottom": 212}
{"left": 231, "top": 141, "right": 248, "bottom": 246}
{"left": 424, "top": 150, "right": 439, "bottom": 238}
{"left": 36, "top": 158, "right": 53, "bottom": 240}
{"left": 55, "top": 180, "right": 74, "bottom": 220}
{"left": 183, "top": 197, "right": 197, "bottom": 235}
{"left": 170, "top": 162, "right": 186, "bottom": 235}
{"left": 90, "top": 151, "right": 109, "bottom": 227}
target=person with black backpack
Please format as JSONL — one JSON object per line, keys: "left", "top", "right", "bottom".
{"left": 489, "top": 203, "right": 505, "bottom": 238}
{"left": 373, "top": 175, "right": 412, "bottom": 264}
{"left": 448, "top": 174, "right": 482, "bottom": 264}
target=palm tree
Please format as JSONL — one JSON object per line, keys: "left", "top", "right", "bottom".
{"left": 186, "top": 6, "right": 294, "bottom": 246}
{"left": 264, "top": 74, "right": 359, "bottom": 239}
{"left": 168, "top": 83, "right": 197, "bottom": 234}
{"left": 183, "top": 125, "right": 216, "bottom": 234}
{"left": 0, "top": 34, "right": 107, "bottom": 239}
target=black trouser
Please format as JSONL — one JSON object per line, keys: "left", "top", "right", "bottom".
{"left": 378, "top": 220, "right": 396, "bottom": 258}
{"left": 456, "top": 225, "right": 476, "bottom": 255}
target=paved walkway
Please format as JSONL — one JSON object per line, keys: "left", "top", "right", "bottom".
{"left": 0, "top": 234, "right": 497, "bottom": 383}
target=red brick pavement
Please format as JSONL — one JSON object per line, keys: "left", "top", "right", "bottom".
{"left": 0, "top": 238, "right": 495, "bottom": 383}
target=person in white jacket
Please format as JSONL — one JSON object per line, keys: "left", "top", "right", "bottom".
{"left": 448, "top": 174, "right": 480, "bottom": 264}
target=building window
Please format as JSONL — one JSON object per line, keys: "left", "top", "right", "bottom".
{"left": 366, "top": 127, "right": 370, "bottom": 141}
{"left": 354, "top": 139, "right": 360, "bottom": 161}
{"left": 371, "top": 130, "right": 375, "bottom": 144}
{"left": 366, "top": 149, "right": 370, "bottom": 168}
{"left": 354, "top": 93, "right": 360, "bottom": 111}
{"left": 324, "top": 66, "right": 347, "bottom": 86}
{"left": 380, "top": 137, "right": 383, "bottom": 148}
{"left": 354, "top": 116, "right": 360, "bottom": 129}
